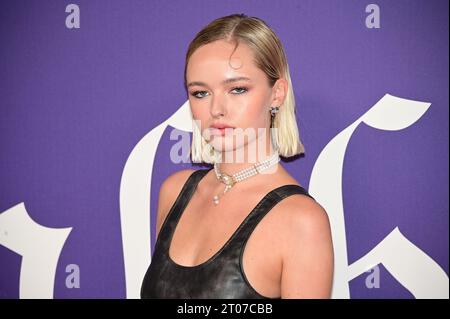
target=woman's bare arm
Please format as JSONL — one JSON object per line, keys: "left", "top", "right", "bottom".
{"left": 279, "top": 198, "right": 334, "bottom": 298}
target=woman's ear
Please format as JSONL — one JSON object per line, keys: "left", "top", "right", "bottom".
{"left": 271, "top": 78, "right": 288, "bottom": 107}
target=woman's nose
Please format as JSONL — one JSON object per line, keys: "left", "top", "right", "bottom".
{"left": 210, "top": 96, "right": 227, "bottom": 118}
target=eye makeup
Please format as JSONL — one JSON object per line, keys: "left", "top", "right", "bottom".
{"left": 190, "top": 86, "right": 249, "bottom": 99}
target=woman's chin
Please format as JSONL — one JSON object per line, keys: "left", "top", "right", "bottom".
{"left": 209, "top": 141, "right": 247, "bottom": 154}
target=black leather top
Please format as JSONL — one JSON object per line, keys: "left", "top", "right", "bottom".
{"left": 141, "top": 168, "right": 315, "bottom": 299}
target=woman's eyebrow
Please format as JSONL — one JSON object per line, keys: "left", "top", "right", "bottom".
{"left": 187, "top": 76, "right": 251, "bottom": 88}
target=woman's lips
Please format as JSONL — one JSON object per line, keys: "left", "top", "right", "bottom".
{"left": 209, "top": 127, "right": 234, "bottom": 136}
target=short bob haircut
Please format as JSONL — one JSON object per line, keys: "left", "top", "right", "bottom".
{"left": 184, "top": 13, "right": 305, "bottom": 164}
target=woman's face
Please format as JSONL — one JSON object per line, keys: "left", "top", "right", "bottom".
{"left": 186, "top": 39, "right": 285, "bottom": 155}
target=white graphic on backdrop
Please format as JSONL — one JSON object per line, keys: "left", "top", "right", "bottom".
{"left": 309, "top": 93, "right": 448, "bottom": 298}
{"left": 348, "top": 227, "right": 448, "bottom": 298}
{"left": 0, "top": 203, "right": 72, "bottom": 298}
{"left": 120, "top": 101, "right": 194, "bottom": 298}
{"left": 120, "top": 93, "right": 448, "bottom": 299}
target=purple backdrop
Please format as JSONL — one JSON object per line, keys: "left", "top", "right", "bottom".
{"left": 0, "top": 0, "right": 448, "bottom": 298}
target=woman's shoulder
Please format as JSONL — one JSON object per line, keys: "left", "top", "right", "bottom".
{"left": 163, "top": 168, "right": 197, "bottom": 184}
{"left": 160, "top": 169, "right": 197, "bottom": 200}
{"left": 274, "top": 192, "right": 327, "bottom": 223}
{"left": 158, "top": 168, "right": 212, "bottom": 209}
{"left": 262, "top": 170, "right": 329, "bottom": 239}
{"left": 155, "top": 169, "right": 198, "bottom": 236}
{"left": 269, "top": 189, "right": 331, "bottom": 253}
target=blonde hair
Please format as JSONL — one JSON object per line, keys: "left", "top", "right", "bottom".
{"left": 184, "top": 13, "right": 305, "bottom": 164}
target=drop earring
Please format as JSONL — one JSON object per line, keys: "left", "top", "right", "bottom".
{"left": 270, "top": 106, "right": 279, "bottom": 128}
{"left": 270, "top": 106, "right": 279, "bottom": 116}
{"left": 269, "top": 106, "right": 280, "bottom": 150}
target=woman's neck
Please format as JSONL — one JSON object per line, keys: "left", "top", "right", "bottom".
{"left": 215, "top": 139, "right": 278, "bottom": 177}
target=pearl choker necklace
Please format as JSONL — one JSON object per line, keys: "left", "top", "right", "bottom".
{"left": 212, "top": 151, "right": 280, "bottom": 205}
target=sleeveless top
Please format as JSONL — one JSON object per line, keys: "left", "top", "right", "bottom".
{"left": 140, "top": 168, "right": 315, "bottom": 299}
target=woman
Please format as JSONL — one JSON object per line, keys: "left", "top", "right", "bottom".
{"left": 141, "top": 13, "right": 334, "bottom": 299}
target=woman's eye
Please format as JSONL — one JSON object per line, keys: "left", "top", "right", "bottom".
{"left": 231, "top": 87, "right": 248, "bottom": 94}
{"left": 190, "top": 87, "right": 248, "bottom": 99}
{"left": 191, "top": 91, "right": 209, "bottom": 98}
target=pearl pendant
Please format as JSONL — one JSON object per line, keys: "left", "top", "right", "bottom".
{"left": 213, "top": 195, "right": 219, "bottom": 205}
